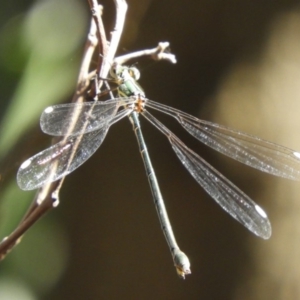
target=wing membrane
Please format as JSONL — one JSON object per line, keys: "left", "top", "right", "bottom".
{"left": 41, "top": 98, "right": 135, "bottom": 136}
{"left": 17, "top": 126, "right": 109, "bottom": 190}
{"left": 146, "top": 99, "right": 300, "bottom": 180}
{"left": 170, "top": 136, "right": 271, "bottom": 238}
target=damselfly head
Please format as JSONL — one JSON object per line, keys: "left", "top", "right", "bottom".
{"left": 110, "top": 64, "right": 140, "bottom": 82}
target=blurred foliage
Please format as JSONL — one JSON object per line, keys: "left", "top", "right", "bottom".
{"left": 0, "top": 0, "right": 87, "bottom": 158}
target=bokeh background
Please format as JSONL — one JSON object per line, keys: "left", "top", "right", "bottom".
{"left": 1, "top": 0, "right": 300, "bottom": 299}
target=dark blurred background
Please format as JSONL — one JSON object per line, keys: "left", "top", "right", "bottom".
{"left": 1, "top": 0, "right": 300, "bottom": 299}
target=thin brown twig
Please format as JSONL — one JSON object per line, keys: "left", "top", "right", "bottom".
{"left": 74, "top": 17, "right": 99, "bottom": 101}
{"left": 0, "top": 179, "right": 61, "bottom": 260}
{"left": 99, "top": 0, "right": 127, "bottom": 81}
{"left": 87, "top": 1, "right": 108, "bottom": 95}
{"left": 88, "top": 1, "right": 105, "bottom": 58}
{"left": 0, "top": 0, "right": 113, "bottom": 260}
{"left": 114, "top": 42, "right": 177, "bottom": 65}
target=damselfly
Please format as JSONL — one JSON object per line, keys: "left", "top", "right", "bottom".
{"left": 17, "top": 64, "right": 300, "bottom": 278}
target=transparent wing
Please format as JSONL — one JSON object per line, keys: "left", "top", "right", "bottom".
{"left": 142, "top": 110, "right": 271, "bottom": 239}
{"left": 146, "top": 99, "right": 300, "bottom": 180}
{"left": 18, "top": 98, "right": 134, "bottom": 190}
{"left": 17, "top": 127, "right": 109, "bottom": 190}
{"left": 41, "top": 98, "right": 136, "bottom": 136}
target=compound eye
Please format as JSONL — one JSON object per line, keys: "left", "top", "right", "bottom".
{"left": 129, "top": 67, "right": 140, "bottom": 80}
